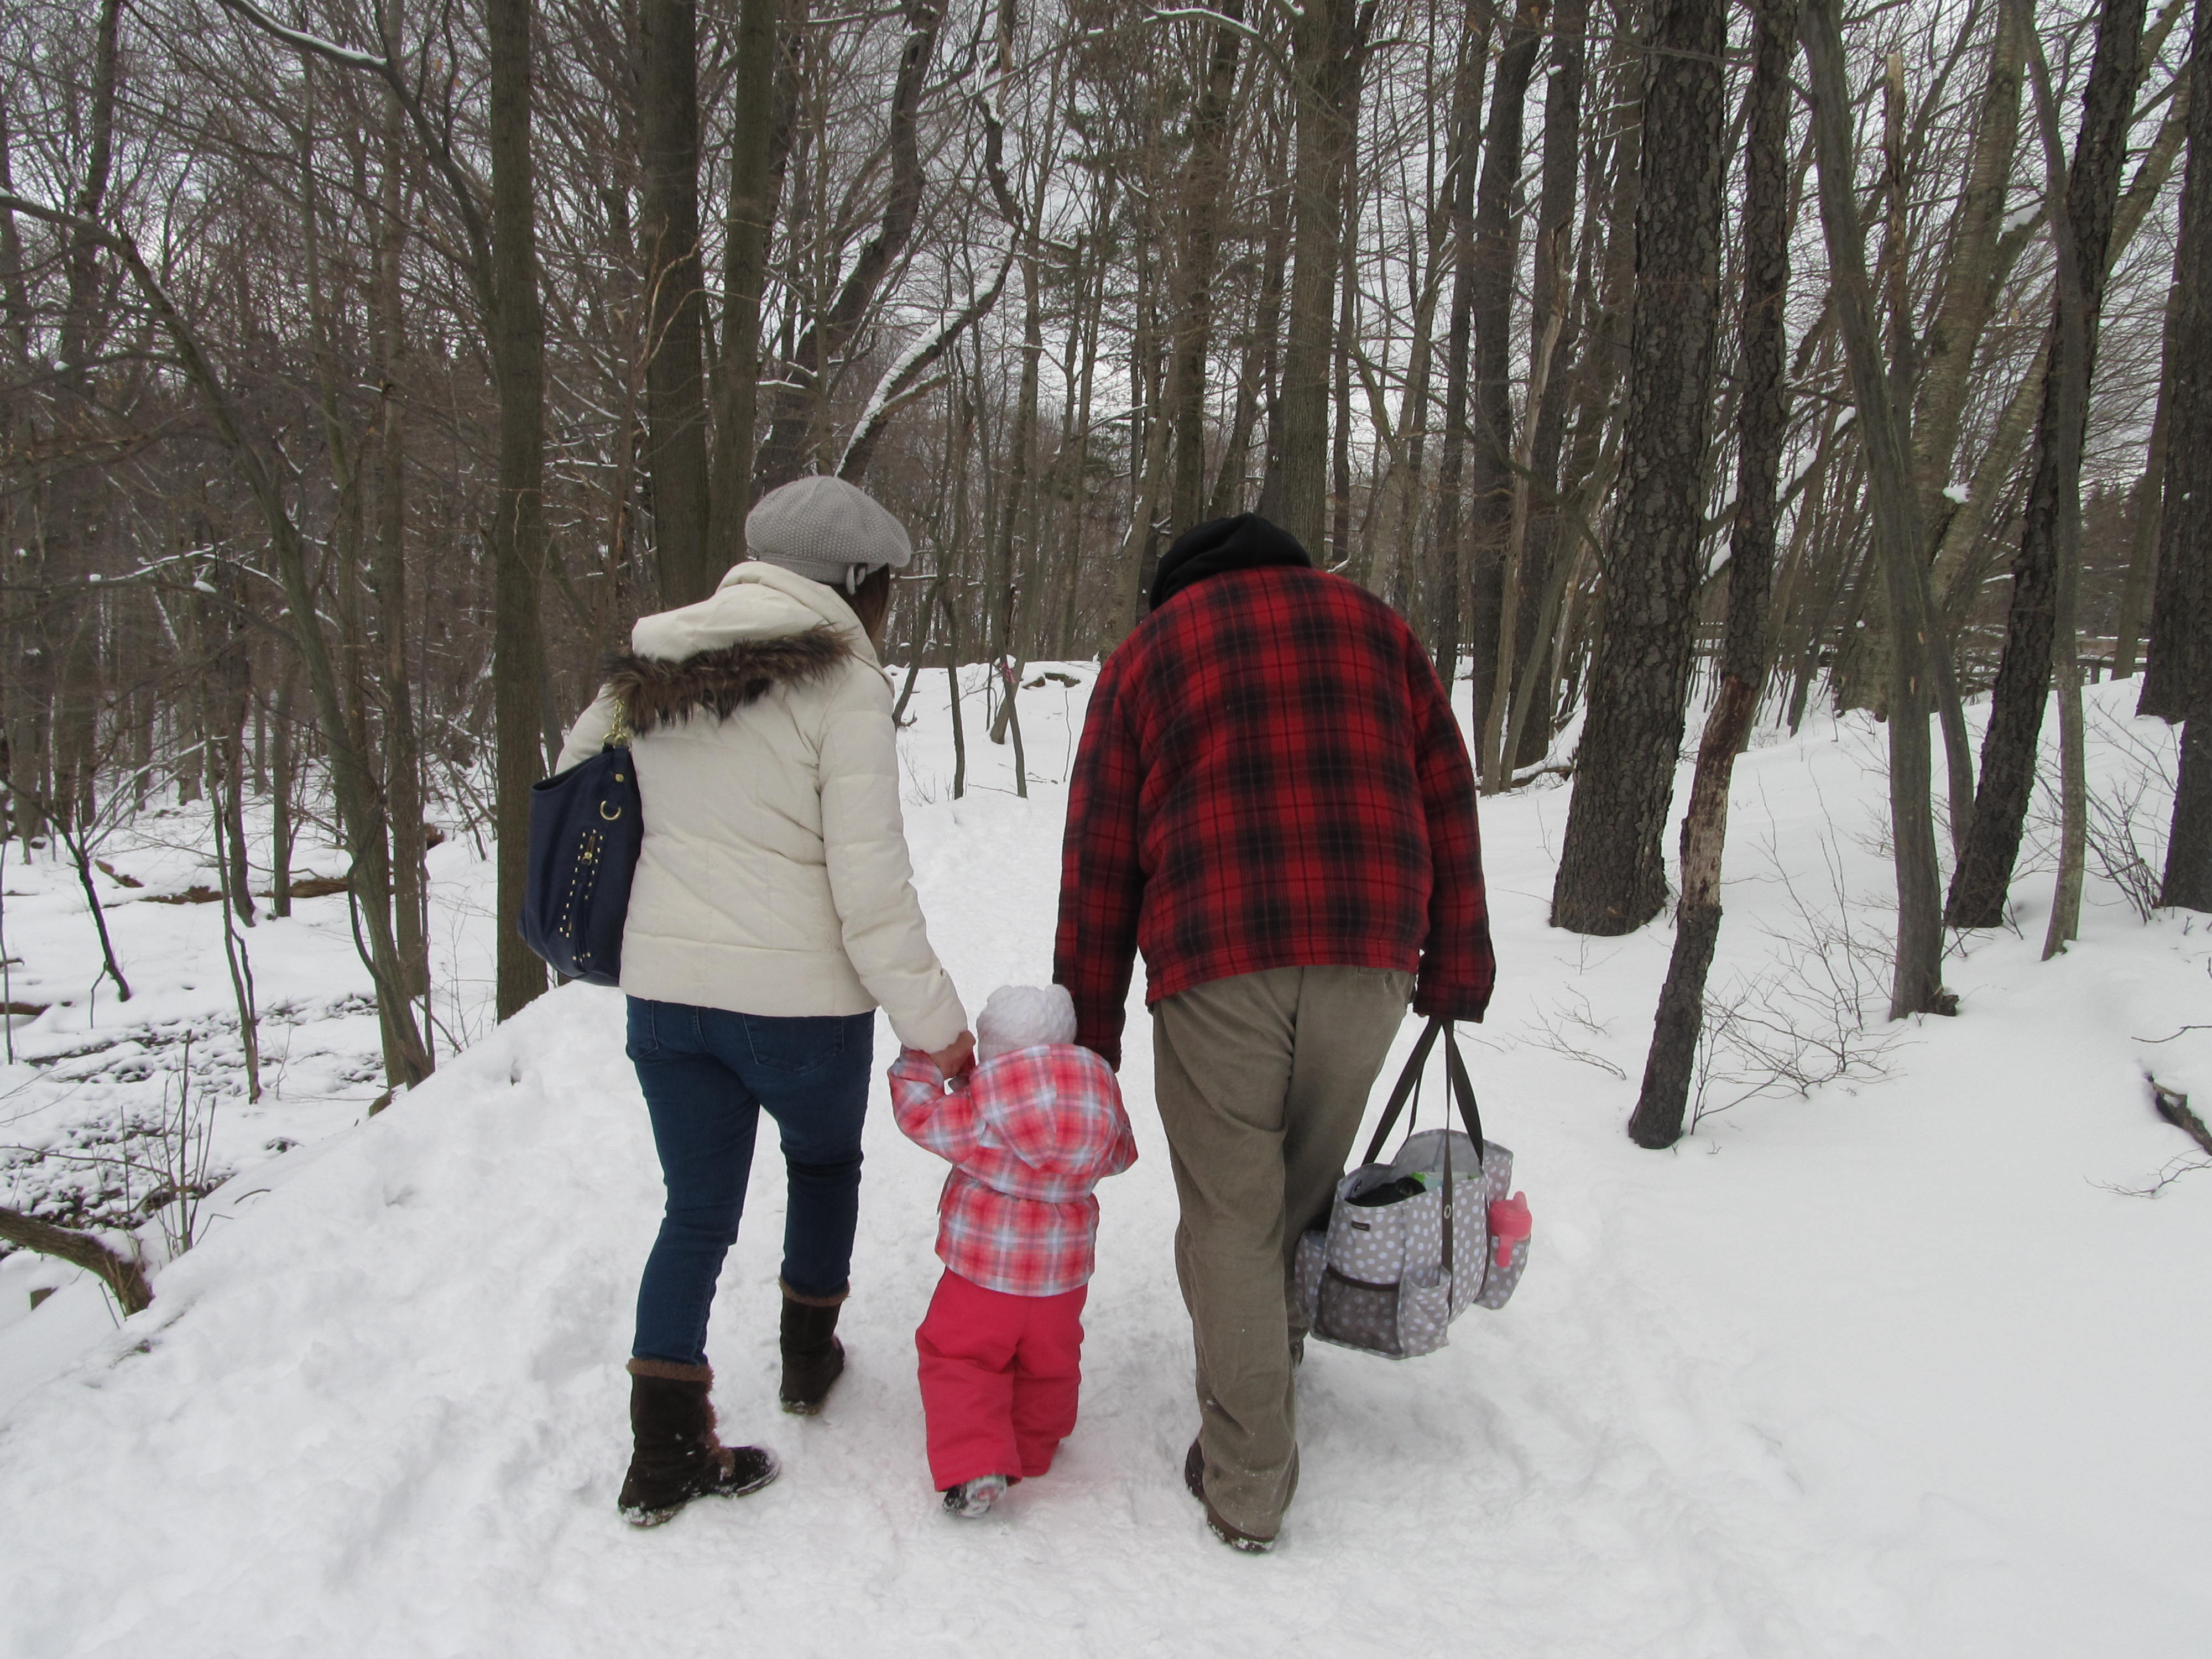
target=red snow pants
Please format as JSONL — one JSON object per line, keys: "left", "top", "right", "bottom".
{"left": 915, "top": 1269, "right": 1088, "bottom": 1490}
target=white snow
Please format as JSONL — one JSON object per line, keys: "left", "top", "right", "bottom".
{"left": 2, "top": 673, "right": 2208, "bottom": 1657}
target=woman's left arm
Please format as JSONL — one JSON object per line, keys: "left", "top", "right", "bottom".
{"left": 554, "top": 687, "right": 620, "bottom": 774}
{"left": 818, "top": 669, "right": 967, "bottom": 1054}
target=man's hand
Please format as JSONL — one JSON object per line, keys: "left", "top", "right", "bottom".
{"left": 927, "top": 1030, "right": 976, "bottom": 1077}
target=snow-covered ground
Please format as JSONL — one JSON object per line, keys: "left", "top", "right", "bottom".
{"left": 1, "top": 671, "right": 2207, "bottom": 1658}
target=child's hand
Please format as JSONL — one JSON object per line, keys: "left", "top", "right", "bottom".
{"left": 928, "top": 1030, "right": 977, "bottom": 1077}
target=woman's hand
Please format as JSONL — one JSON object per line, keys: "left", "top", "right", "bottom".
{"left": 927, "top": 1030, "right": 975, "bottom": 1077}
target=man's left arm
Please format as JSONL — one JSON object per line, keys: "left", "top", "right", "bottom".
{"left": 1407, "top": 648, "right": 1496, "bottom": 1021}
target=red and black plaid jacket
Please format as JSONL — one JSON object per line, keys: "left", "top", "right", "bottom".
{"left": 1053, "top": 564, "right": 1494, "bottom": 1068}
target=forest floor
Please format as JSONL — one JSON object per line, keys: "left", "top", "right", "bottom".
{"left": 1, "top": 670, "right": 2207, "bottom": 1658}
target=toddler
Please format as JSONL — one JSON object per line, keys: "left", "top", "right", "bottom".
{"left": 889, "top": 984, "right": 1136, "bottom": 1517}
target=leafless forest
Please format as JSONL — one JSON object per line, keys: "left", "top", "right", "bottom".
{"left": 1, "top": 0, "right": 2206, "bottom": 1146}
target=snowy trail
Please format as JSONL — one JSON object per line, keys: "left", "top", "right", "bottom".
{"left": 0, "top": 990, "right": 1877, "bottom": 1659}
{"left": 2, "top": 679, "right": 2208, "bottom": 1657}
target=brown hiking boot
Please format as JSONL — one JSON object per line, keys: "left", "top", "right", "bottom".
{"left": 618, "top": 1359, "right": 778, "bottom": 1526}
{"left": 778, "top": 1282, "right": 847, "bottom": 1415}
{"left": 1183, "top": 1436, "right": 1276, "bottom": 1553}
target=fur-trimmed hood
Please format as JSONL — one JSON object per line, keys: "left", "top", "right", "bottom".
{"left": 607, "top": 627, "right": 848, "bottom": 734}
{"left": 604, "top": 558, "right": 881, "bottom": 734}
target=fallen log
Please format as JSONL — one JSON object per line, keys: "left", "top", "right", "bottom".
{"left": 0, "top": 1206, "right": 153, "bottom": 1313}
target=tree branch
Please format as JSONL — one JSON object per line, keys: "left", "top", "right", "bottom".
{"left": 0, "top": 1206, "right": 153, "bottom": 1313}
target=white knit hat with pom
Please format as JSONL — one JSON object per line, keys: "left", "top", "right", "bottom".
{"left": 975, "top": 984, "right": 1078, "bottom": 1063}
{"left": 745, "top": 475, "right": 914, "bottom": 594}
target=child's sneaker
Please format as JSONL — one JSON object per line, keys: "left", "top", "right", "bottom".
{"left": 941, "top": 1474, "right": 1009, "bottom": 1518}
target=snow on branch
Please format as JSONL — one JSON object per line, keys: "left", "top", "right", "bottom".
{"left": 211, "top": 0, "right": 390, "bottom": 75}
{"left": 837, "top": 249, "right": 1016, "bottom": 483}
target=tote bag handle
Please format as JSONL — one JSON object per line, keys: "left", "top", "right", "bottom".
{"left": 1360, "top": 1016, "right": 1487, "bottom": 1168}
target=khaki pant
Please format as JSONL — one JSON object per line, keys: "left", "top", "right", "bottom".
{"left": 1152, "top": 965, "right": 1413, "bottom": 1539}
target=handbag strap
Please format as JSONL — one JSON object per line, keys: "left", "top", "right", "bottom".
{"left": 1360, "top": 1015, "right": 1488, "bottom": 1168}
{"left": 1360, "top": 1018, "right": 1439, "bottom": 1167}
{"left": 1441, "top": 1098, "right": 1456, "bottom": 1280}
{"left": 603, "top": 697, "right": 633, "bottom": 750}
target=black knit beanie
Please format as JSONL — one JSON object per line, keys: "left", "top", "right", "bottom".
{"left": 1148, "top": 514, "right": 1313, "bottom": 615}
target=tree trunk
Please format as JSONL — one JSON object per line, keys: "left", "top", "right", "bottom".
{"left": 1218, "top": 142, "right": 1291, "bottom": 523}
{"left": 1168, "top": 2, "right": 1245, "bottom": 535}
{"left": 1505, "top": 0, "right": 1593, "bottom": 769}
{"left": 1630, "top": 0, "right": 1798, "bottom": 1149}
{"left": 707, "top": 0, "right": 783, "bottom": 565}
{"left": 1548, "top": 0, "right": 1730, "bottom": 937}
{"left": 754, "top": 0, "right": 942, "bottom": 491}
{"left": 489, "top": 0, "right": 551, "bottom": 1020}
{"left": 1358, "top": 25, "right": 1458, "bottom": 606}
{"left": 2110, "top": 291, "right": 2172, "bottom": 680}
{"left": 1947, "top": 0, "right": 2147, "bottom": 930}
{"left": 639, "top": 0, "right": 714, "bottom": 607}
{"left": 1803, "top": 0, "right": 1949, "bottom": 1019}
{"left": 2153, "top": 0, "right": 2211, "bottom": 908}
{"left": 1276, "top": 0, "right": 1359, "bottom": 553}
{"left": 1464, "top": 0, "right": 1548, "bottom": 754}
{"left": 1430, "top": 1, "right": 1490, "bottom": 687}
{"left": 371, "top": 52, "right": 427, "bottom": 1002}
{"left": 1933, "top": 98, "right": 2188, "bottom": 630}
{"left": 1912, "top": 0, "right": 2023, "bottom": 572}
{"left": 270, "top": 659, "right": 296, "bottom": 917}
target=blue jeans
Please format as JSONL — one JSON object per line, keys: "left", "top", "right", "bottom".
{"left": 627, "top": 998, "right": 876, "bottom": 1368}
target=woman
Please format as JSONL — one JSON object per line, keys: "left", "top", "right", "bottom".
{"left": 557, "top": 476, "right": 973, "bottom": 1526}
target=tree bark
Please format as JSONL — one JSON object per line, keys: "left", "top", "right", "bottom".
{"left": 1357, "top": 25, "right": 1459, "bottom": 606}
{"left": 1231, "top": 142, "right": 1292, "bottom": 523}
{"left": 639, "top": 0, "right": 715, "bottom": 607}
{"left": 1430, "top": 1, "right": 1490, "bottom": 688}
{"left": 1947, "top": 0, "right": 2147, "bottom": 930}
{"left": 489, "top": 0, "right": 551, "bottom": 1020}
{"left": 1464, "top": 0, "right": 1548, "bottom": 754}
{"left": 2111, "top": 290, "right": 2173, "bottom": 681}
{"left": 1504, "top": 0, "right": 1593, "bottom": 770}
{"left": 754, "top": 0, "right": 942, "bottom": 492}
{"left": 371, "top": 44, "right": 427, "bottom": 1003}
{"left": 2152, "top": 0, "right": 2211, "bottom": 909}
{"left": 1276, "top": 0, "right": 1360, "bottom": 553}
{"left": 1803, "top": 0, "right": 1949, "bottom": 1019}
{"left": 1907, "top": 0, "right": 2026, "bottom": 855}
{"left": 0, "top": 1206, "right": 151, "bottom": 1314}
{"left": 1168, "top": 2, "right": 1245, "bottom": 535}
{"left": 707, "top": 0, "right": 783, "bottom": 566}
{"left": 1548, "top": 0, "right": 1730, "bottom": 937}
{"left": 1630, "top": 0, "right": 1799, "bottom": 1149}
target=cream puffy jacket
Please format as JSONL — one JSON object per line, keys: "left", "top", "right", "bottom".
{"left": 556, "top": 561, "right": 966, "bottom": 1052}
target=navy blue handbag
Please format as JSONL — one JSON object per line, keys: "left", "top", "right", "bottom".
{"left": 520, "top": 703, "right": 641, "bottom": 986}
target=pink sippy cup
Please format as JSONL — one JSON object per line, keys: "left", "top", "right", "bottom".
{"left": 1488, "top": 1192, "right": 1531, "bottom": 1269}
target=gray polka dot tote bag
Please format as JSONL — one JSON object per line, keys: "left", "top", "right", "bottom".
{"left": 1292, "top": 1018, "right": 1532, "bottom": 1359}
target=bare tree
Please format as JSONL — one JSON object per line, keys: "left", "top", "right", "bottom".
{"left": 1548, "top": 0, "right": 1733, "bottom": 937}
{"left": 1947, "top": 0, "right": 2148, "bottom": 937}
{"left": 2147, "top": 0, "right": 2210, "bottom": 909}
{"left": 1630, "top": 0, "right": 1801, "bottom": 1148}
{"left": 1803, "top": 0, "right": 1950, "bottom": 1019}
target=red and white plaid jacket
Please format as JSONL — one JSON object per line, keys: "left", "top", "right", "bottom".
{"left": 889, "top": 1044, "right": 1138, "bottom": 1298}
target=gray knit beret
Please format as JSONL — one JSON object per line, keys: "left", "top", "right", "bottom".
{"left": 745, "top": 475, "right": 914, "bottom": 593}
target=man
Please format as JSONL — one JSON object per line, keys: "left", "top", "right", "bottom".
{"left": 1053, "top": 513, "right": 1494, "bottom": 1552}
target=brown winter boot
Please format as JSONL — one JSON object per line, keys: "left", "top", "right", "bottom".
{"left": 778, "top": 1282, "right": 847, "bottom": 1415}
{"left": 1185, "top": 1436, "right": 1276, "bottom": 1554}
{"left": 618, "top": 1359, "right": 779, "bottom": 1527}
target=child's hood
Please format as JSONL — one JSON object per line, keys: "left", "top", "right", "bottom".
{"left": 966, "top": 1043, "right": 1130, "bottom": 1177}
